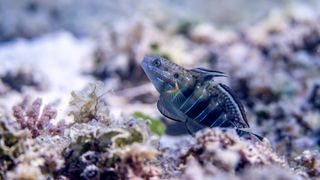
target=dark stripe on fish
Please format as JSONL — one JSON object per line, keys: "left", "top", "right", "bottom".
{"left": 179, "top": 92, "right": 194, "bottom": 110}
{"left": 185, "top": 94, "right": 211, "bottom": 119}
{"left": 184, "top": 95, "right": 202, "bottom": 113}
{"left": 178, "top": 83, "right": 197, "bottom": 110}
{"left": 181, "top": 83, "right": 195, "bottom": 98}
{"left": 169, "top": 82, "right": 193, "bottom": 108}
{"left": 199, "top": 104, "right": 224, "bottom": 127}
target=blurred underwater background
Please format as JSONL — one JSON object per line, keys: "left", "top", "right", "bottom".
{"left": 0, "top": 0, "right": 320, "bottom": 179}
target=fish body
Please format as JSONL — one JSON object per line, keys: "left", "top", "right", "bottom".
{"left": 141, "top": 55, "right": 262, "bottom": 140}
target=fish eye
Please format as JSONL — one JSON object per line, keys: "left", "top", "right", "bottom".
{"left": 173, "top": 73, "right": 179, "bottom": 79}
{"left": 152, "top": 58, "right": 161, "bottom": 67}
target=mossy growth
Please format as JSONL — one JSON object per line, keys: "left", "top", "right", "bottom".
{"left": 0, "top": 118, "right": 23, "bottom": 179}
{"left": 113, "top": 128, "right": 143, "bottom": 148}
{"left": 133, "top": 112, "right": 166, "bottom": 136}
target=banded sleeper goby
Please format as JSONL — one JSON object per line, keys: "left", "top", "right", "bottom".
{"left": 141, "top": 55, "right": 263, "bottom": 141}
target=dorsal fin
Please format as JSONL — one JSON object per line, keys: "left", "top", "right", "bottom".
{"left": 190, "top": 68, "right": 227, "bottom": 81}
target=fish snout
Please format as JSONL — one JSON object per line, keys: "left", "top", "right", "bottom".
{"left": 141, "top": 56, "right": 153, "bottom": 70}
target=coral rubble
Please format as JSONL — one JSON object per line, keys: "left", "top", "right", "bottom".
{"left": 179, "top": 129, "right": 296, "bottom": 179}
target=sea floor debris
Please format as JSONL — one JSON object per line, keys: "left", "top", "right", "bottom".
{"left": 0, "top": 82, "right": 319, "bottom": 179}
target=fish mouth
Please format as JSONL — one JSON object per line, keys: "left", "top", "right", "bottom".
{"left": 141, "top": 58, "right": 148, "bottom": 68}
{"left": 141, "top": 57, "right": 152, "bottom": 74}
{"left": 141, "top": 62, "right": 171, "bottom": 87}
{"left": 141, "top": 56, "right": 172, "bottom": 86}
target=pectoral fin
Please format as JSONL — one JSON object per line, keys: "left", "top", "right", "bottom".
{"left": 157, "top": 98, "right": 185, "bottom": 122}
{"left": 185, "top": 117, "right": 206, "bottom": 136}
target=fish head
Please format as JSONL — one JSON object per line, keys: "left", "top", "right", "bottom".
{"left": 141, "top": 55, "right": 193, "bottom": 93}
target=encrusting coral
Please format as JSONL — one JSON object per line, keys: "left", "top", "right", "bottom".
{"left": 0, "top": 116, "right": 22, "bottom": 179}
{"left": 6, "top": 137, "right": 64, "bottom": 180}
{"left": 0, "top": 116, "right": 64, "bottom": 180}
{"left": 36, "top": 82, "right": 161, "bottom": 179}
{"left": 55, "top": 115, "right": 162, "bottom": 179}
{"left": 113, "top": 145, "right": 162, "bottom": 180}
{"left": 1, "top": 82, "right": 164, "bottom": 180}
